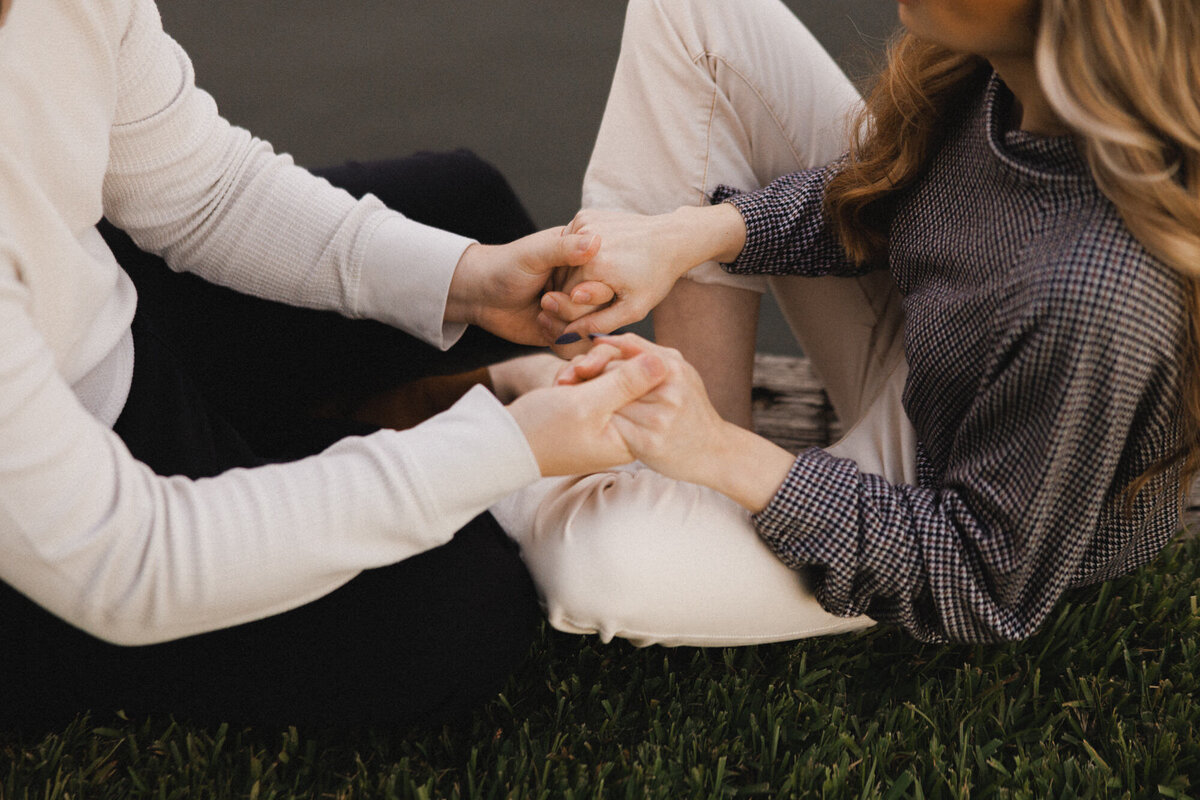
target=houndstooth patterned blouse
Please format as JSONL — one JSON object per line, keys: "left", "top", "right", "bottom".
{"left": 719, "top": 73, "right": 1188, "bottom": 643}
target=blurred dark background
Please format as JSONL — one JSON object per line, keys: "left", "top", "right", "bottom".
{"left": 159, "top": 1, "right": 899, "bottom": 354}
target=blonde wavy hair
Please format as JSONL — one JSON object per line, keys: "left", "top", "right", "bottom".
{"left": 825, "top": 0, "right": 1200, "bottom": 503}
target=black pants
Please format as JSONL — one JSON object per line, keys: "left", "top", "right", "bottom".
{"left": 0, "top": 152, "right": 543, "bottom": 730}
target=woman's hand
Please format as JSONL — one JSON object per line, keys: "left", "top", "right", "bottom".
{"left": 505, "top": 350, "right": 668, "bottom": 476}
{"left": 538, "top": 210, "right": 688, "bottom": 344}
{"left": 537, "top": 204, "right": 748, "bottom": 345}
{"left": 556, "top": 334, "right": 795, "bottom": 511}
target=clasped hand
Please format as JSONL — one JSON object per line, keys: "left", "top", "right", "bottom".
{"left": 536, "top": 210, "right": 694, "bottom": 347}
{"left": 528, "top": 333, "right": 795, "bottom": 512}
{"left": 503, "top": 332, "right": 730, "bottom": 486}
{"left": 448, "top": 204, "right": 742, "bottom": 350}
{"left": 549, "top": 333, "right": 730, "bottom": 488}
{"left": 446, "top": 211, "right": 745, "bottom": 486}
{"left": 534, "top": 204, "right": 747, "bottom": 352}
{"left": 444, "top": 226, "right": 602, "bottom": 346}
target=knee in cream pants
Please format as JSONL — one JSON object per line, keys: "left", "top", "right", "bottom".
{"left": 491, "top": 0, "right": 918, "bottom": 646}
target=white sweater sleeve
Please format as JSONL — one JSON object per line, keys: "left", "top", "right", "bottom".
{"left": 0, "top": 252, "right": 541, "bottom": 645}
{"left": 102, "top": 0, "right": 471, "bottom": 349}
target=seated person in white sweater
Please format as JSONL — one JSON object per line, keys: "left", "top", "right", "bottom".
{"left": 0, "top": 0, "right": 662, "bottom": 727}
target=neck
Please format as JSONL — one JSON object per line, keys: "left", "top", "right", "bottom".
{"left": 989, "top": 56, "right": 1070, "bottom": 137}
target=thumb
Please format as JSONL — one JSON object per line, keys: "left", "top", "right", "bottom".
{"left": 525, "top": 230, "right": 601, "bottom": 274}
{"left": 569, "top": 280, "right": 616, "bottom": 306}
{"left": 575, "top": 352, "right": 667, "bottom": 413}
{"left": 557, "top": 232, "right": 601, "bottom": 267}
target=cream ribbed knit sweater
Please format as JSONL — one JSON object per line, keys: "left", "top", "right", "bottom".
{"left": 0, "top": 0, "right": 541, "bottom": 644}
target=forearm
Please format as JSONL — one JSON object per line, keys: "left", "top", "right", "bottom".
{"left": 104, "top": 4, "right": 477, "bottom": 339}
{"left": 1, "top": 303, "right": 540, "bottom": 646}
{"left": 698, "top": 422, "right": 796, "bottom": 513}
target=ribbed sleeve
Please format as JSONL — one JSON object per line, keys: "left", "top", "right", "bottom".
{"left": 0, "top": 0, "right": 543, "bottom": 645}
{"left": 0, "top": 265, "right": 540, "bottom": 644}
{"left": 103, "top": 0, "right": 473, "bottom": 340}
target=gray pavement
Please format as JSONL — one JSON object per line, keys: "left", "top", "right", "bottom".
{"left": 160, "top": 1, "right": 898, "bottom": 354}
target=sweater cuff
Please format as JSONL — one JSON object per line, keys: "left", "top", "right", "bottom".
{"left": 355, "top": 210, "right": 475, "bottom": 350}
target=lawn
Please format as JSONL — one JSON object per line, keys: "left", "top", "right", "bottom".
{"left": 3, "top": 536, "right": 1198, "bottom": 799}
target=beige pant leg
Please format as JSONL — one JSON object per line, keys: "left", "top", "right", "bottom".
{"left": 490, "top": 360, "right": 913, "bottom": 647}
{"left": 492, "top": 272, "right": 914, "bottom": 647}
{"left": 769, "top": 271, "right": 917, "bottom": 483}
{"left": 491, "top": 0, "right": 918, "bottom": 646}
{"left": 581, "top": 0, "right": 861, "bottom": 292}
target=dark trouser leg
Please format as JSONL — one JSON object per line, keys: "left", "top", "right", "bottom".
{"left": 0, "top": 152, "right": 542, "bottom": 731}
{"left": 0, "top": 514, "right": 538, "bottom": 729}
{"left": 116, "top": 515, "right": 537, "bottom": 727}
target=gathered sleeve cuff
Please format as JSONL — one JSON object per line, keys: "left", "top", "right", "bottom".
{"left": 710, "top": 166, "right": 874, "bottom": 279}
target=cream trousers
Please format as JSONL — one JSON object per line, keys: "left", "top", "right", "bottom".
{"left": 491, "top": 0, "right": 918, "bottom": 646}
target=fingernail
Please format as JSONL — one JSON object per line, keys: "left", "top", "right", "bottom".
{"left": 542, "top": 295, "right": 559, "bottom": 314}
{"left": 572, "top": 289, "right": 591, "bottom": 304}
{"left": 588, "top": 333, "right": 612, "bottom": 340}
{"left": 576, "top": 234, "right": 598, "bottom": 254}
{"left": 555, "top": 332, "right": 582, "bottom": 345}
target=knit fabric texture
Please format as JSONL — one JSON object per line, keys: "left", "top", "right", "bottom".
{"left": 0, "top": 0, "right": 538, "bottom": 646}
{"left": 719, "top": 73, "right": 1187, "bottom": 643}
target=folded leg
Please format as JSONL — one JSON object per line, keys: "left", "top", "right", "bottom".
{"left": 491, "top": 367, "right": 914, "bottom": 647}
{"left": 496, "top": 0, "right": 917, "bottom": 646}
{"left": 581, "top": 0, "right": 862, "bottom": 423}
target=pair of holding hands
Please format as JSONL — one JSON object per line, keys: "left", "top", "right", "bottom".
{"left": 454, "top": 204, "right": 780, "bottom": 508}
{"left": 496, "top": 209, "right": 723, "bottom": 485}
{"left": 506, "top": 332, "right": 725, "bottom": 491}
{"left": 446, "top": 210, "right": 666, "bottom": 349}
{"left": 536, "top": 209, "right": 697, "bottom": 348}
{"left": 452, "top": 204, "right": 743, "bottom": 352}
{"left": 507, "top": 328, "right": 791, "bottom": 514}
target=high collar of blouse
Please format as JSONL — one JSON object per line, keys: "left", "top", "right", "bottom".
{"left": 983, "top": 72, "right": 1092, "bottom": 186}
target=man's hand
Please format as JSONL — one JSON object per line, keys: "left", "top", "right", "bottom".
{"left": 444, "top": 227, "right": 602, "bottom": 345}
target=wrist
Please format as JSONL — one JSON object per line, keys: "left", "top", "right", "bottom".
{"left": 504, "top": 393, "right": 546, "bottom": 476}
{"left": 669, "top": 203, "right": 747, "bottom": 269}
{"left": 703, "top": 422, "right": 796, "bottom": 513}
{"left": 445, "top": 243, "right": 485, "bottom": 327}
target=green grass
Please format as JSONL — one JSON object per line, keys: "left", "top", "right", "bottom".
{"left": 4, "top": 536, "right": 1199, "bottom": 799}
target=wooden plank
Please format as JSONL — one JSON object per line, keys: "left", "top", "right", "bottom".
{"left": 751, "top": 353, "right": 841, "bottom": 454}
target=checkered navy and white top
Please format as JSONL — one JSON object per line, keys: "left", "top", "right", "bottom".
{"left": 719, "top": 73, "right": 1188, "bottom": 643}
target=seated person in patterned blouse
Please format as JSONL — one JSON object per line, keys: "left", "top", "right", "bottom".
{"left": 490, "top": 0, "right": 1199, "bottom": 646}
